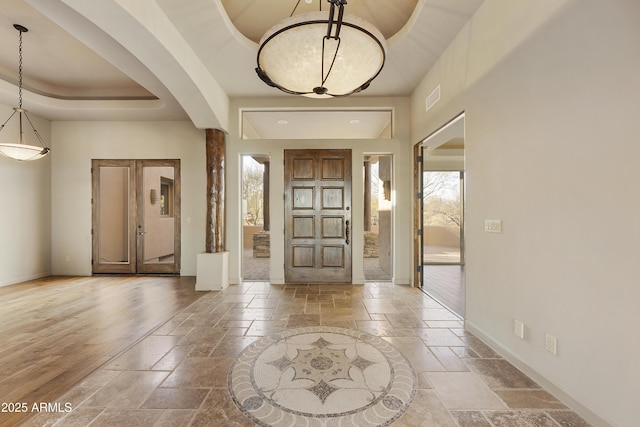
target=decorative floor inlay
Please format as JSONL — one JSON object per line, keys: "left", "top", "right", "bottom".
{"left": 229, "top": 326, "right": 417, "bottom": 426}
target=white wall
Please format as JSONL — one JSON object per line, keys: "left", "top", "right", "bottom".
{"left": 411, "top": 1, "right": 640, "bottom": 426}
{"left": 0, "top": 103, "right": 52, "bottom": 287}
{"left": 51, "top": 121, "right": 206, "bottom": 276}
{"left": 227, "top": 97, "right": 413, "bottom": 286}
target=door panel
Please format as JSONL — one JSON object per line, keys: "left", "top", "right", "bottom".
{"left": 137, "top": 160, "right": 181, "bottom": 274}
{"left": 92, "top": 159, "right": 180, "bottom": 274}
{"left": 285, "top": 149, "right": 351, "bottom": 283}
{"left": 93, "top": 160, "right": 136, "bottom": 274}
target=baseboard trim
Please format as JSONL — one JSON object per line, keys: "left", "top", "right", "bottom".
{"left": 0, "top": 272, "right": 51, "bottom": 288}
{"left": 465, "top": 321, "right": 613, "bottom": 427}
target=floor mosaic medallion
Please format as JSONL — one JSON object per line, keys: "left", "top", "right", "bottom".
{"left": 228, "top": 326, "right": 417, "bottom": 426}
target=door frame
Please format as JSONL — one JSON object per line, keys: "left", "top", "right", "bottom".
{"left": 414, "top": 112, "right": 465, "bottom": 286}
{"left": 91, "top": 159, "right": 181, "bottom": 274}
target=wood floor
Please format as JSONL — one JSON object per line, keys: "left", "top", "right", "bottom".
{"left": 423, "top": 265, "right": 465, "bottom": 318}
{"left": 0, "top": 276, "right": 202, "bottom": 427}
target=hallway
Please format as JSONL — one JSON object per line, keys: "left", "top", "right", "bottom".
{"left": 3, "top": 276, "right": 592, "bottom": 426}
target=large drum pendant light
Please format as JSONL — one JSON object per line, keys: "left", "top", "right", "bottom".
{"left": 256, "top": 0, "right": 386, "bottom": 98}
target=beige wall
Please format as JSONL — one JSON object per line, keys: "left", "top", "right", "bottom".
{"left": 0, "top": 104, "right": 52, "bottom": 286}
{"left": 51, "top": 121, "right": 205, "bottom": 276}
{"left": 411, "top": 0, "right": 640, "bottom": 425}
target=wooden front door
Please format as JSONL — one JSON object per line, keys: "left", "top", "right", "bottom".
{"left": 284, "top": 149, "right": 352, "bottom": 283}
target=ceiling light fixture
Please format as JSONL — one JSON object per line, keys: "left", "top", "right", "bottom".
{"left": 0, "top": 25, "right": 50, "bottom": 161}
{"left": 256, "top": 0, "right": 386, "bottom": 98}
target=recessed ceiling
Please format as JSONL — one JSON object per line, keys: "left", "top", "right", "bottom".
{"left": 0, "top": 0, "right": 485, "bottom": 127}
{"left": 0, "top": 0, "right": 153, "bottom": 100}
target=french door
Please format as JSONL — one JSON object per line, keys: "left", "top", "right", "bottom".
{"left": 284, "top": 149, "right": 352, "bottom": 283}
{"left": 92, "top": 159, "right": 181, "bottom": 274}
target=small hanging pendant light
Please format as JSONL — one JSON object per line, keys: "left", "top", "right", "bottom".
{"left": 0, "top": 24, "right": 50, "bottom": 161}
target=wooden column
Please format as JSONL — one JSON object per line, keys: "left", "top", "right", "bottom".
{"left": 206, "top": 129, "right": 225, "bottom": 253}
{"left": 263, "top": 161, "right": 270, "bottom": 231}
{"left": 364, "top": 160, "right": 372, "bottom": 232}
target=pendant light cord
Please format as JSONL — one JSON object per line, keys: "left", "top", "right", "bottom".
{"left": 290, "top": 0, "right": 301, "bottom": 17}
{"left": 18, "top": 28, "right": 23, "bottom": 110}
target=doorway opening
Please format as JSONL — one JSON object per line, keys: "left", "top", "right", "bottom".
{"left": 92, "top": 159, "right": 181, "bottom": 274}
{"left": 422, "top": 171, "right": 463, "bottom": 265}
{"left": 363, "top": 155, "right": 392, "bottom": 281}
{"left": 417, "top": 113, "right": 465, "bottom": 317}
{"left": 241, "top": 155, "right": 271, "bottom": 281}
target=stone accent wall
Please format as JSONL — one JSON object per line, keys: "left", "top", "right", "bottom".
{"left": 253, "top": 231, "right": 270, "bottom": 258}
{"left": 364, "top": 231, "right": 379, "bottom": 258}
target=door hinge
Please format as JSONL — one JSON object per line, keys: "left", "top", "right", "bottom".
{"left": 416, "top": 265, "right": 422, "bottom": 272}
{"left": 417, "top": 156, "right": 423, "bottom": 162}
{"left": 417, "top": 229, "right": 423, "bottom": 236}
{"left": 417, "top": 192, "right": 422, "bottom": 200}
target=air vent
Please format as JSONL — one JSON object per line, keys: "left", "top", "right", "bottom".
{"left": 426, "top": 85, "right": 441, "bottom": 111}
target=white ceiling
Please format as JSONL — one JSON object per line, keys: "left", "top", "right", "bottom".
{"left": 0, "top": 0, "right": 484, "bottom": 134}
{"left": 422, "top": 113, "right": 465, "bottom": 167}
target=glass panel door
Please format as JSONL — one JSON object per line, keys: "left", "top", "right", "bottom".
{"left": 92, "top": 159, "right": 180, "bottom": 274}
{"left": 137, "top": 160, "right": 180, "bottom": 274}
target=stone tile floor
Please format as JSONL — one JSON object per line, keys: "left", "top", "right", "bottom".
{"left": 242, "top": 250, "right": 392, "bottom": 281}
{"left": 24, "top": 282, "right": 592, "bottom": 427}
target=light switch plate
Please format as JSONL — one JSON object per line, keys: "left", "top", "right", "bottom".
{"left": 514, "top": 319, "right": 525, "bottom": 339}
{"left": 545, "top": 333, "right": 557, "bottom": 355}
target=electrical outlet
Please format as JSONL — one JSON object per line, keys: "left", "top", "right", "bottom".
{"left": 484, "top": 219, "right": 502, "bottom": 233}
{"left": 545, "top": 333, "right": 557, "bottom": 355}
{"left": 513, "top": 319, "right": 525, "bottom": 339}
